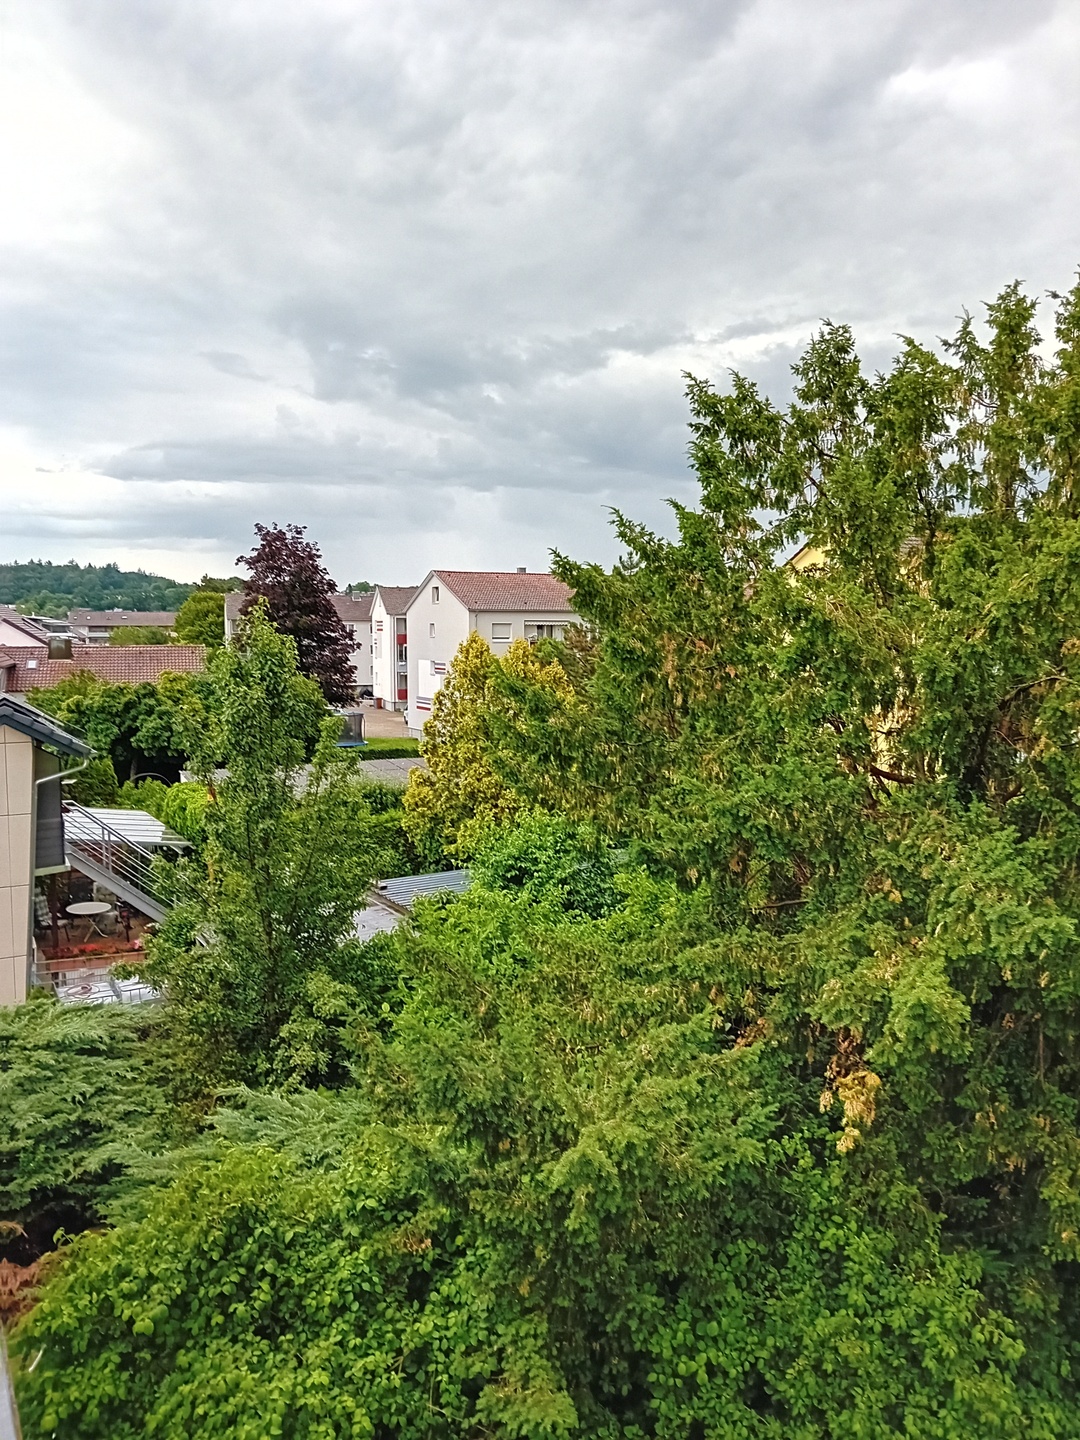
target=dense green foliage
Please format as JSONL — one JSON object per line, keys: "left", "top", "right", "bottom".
{"left": 14, "top": 277, "right": 1080, "bottom": 1437}
{"left": 404, "top": 633, "right": 571, "bottom": 859}
{"left": 0, "top": 998, "right": 165, "bottom": 1243}
{"left": 108, "top": 624, "right": 171, "bottom": 645}
{"left": 29, "top": 671, "right": 198, "bottom": 785}
{"left": 0, "top": 560, "right": 193, "bottom": 617}
{"left": 137, "top": 608, "right": 386, "bottom": 1087}
{"left": 175, "top": 590, "right": 226, "bottom": 647}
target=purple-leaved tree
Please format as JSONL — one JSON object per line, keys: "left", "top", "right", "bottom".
{"left": 237, "top": 523, "right": 355, "bottom": 704}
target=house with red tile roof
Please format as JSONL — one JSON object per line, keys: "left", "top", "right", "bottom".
{"left": 404, "top": 570, "right": 578, "bottom": 734}
{"left": 0, "top": 644, "right": 207, "bottom": 696}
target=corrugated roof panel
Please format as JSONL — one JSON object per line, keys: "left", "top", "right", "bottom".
{"left": 376, "top": 870, "right": 471, "bottom": 908}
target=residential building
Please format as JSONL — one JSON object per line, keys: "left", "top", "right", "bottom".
{"left": 224, "top": 592, "right": 374, "bottom": 696}
{"left": 0, "top": 608, "right": 51, "bottom": 650}
{"left": 405, "top": 570, "right": 578, "bottom": 734}
{"left": 370, "top": 586, "right": 418, "bottom": 710}
{"left": 68, "top": 609, "right": 178, "bottom": 643}
{"left": 333, "top": 592, "right": 374, "bottom": 694}
{"left": 0, "top": 694, "right": 91, "bottom": 1005}
{"left": 0, "top": 645, "right": 207, "bottom": 696}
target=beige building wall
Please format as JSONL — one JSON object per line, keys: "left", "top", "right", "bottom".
{"left": 0, "top": 727, "right": 34, "bottom": 1006}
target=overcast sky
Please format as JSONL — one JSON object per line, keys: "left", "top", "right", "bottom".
{"left": 1, "top": 0, "right": 1077, "bottom": 586}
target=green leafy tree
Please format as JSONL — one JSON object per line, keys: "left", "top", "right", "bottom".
{"left": 0, "top": 560, "right": 193, "bottom": 614}
{"left": 30, "top": 672, "right": 196, "bottom": 783}
{"left": 17, "top": 276, "right": 1080, "bottom": 1437}
{"left": 470, "top": 811, "right": 617, "bottom": 917}
{"left": 403, "top": 634, "right": 573, "bottom": 860}
{"left": 196, "top": 574, "right": 243, "bottom": 593}
{"left": 174, "top": 590, "right": 225, "bottom": 647}
{"left": 138, "top": 606, "right": 382, "bottom": 1085}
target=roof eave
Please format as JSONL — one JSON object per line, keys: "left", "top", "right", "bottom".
{"left": 0, "top": 694, "right": 92, "bottom": 756}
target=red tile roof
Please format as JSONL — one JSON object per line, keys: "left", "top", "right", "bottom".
{"left": 5, "top": 644, "right": 207, "bottom": 694}
{"left": 68, "top": 609, "right": 177, "bottom": 627}
{"left": 431, "top": 570, "right": 576, "bottom": 613}
{"left": 375, "top": 586, "right": 419, "bottom": 617}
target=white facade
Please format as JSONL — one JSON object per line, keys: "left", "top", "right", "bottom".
{"left": 405, "top": 571, "right": 579, "bottom": 735}
{"left": 370, "top": 587, "right": 417, "bottom": 709}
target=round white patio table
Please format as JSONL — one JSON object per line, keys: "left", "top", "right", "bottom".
{"left": 66, "top": 900, "right": 113, "bottom": 939}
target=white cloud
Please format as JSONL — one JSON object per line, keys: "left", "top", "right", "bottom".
{"left": 0, "top": 0, "right": 1077, "bottom": 584}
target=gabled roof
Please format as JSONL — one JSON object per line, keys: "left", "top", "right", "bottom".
{"left": 427, "top": 570, "right": 575, "bottom": 613}
{"left": 0, "top": 693, "right": 92, "bottom": 756}
{"left": 226, "top": 591, "right": 374, "bottom": 625}
{"left": 333, "top": 593, "right": 373, "bottom": 624}
{"left": 374, "top": 585, "right": 419, "bottom": 617}
{"left": 5, "top": 644, "right": 207, "bottom": 693}
{"left": 0, "top": 607, "right": 50, "bottom": 645}
{"left": 68, "top": 609, "right": 177, "bottom": 627}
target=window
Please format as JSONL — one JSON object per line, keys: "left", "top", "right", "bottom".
{"left": 429, "top": 622, "right": 436, "bottom": 637}
{"left": 431, "top": 585, "right": 440, "bottom": 603}
{"left": 526, "top": 623, "right": 564, "bottom": 641}
{"left": 375, "top": 619, "right": 383, "bottom": 632}
{"left": 491, "top": 622, "right": 512, "bottom": 641}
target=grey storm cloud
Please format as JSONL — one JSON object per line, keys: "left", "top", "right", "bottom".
{"left": 0, "top": 0, "right": 1077, "bottom": 581}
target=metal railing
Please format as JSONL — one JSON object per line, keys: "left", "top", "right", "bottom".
{"left": 63, "top": 803, "right": 171, "bottom": 920}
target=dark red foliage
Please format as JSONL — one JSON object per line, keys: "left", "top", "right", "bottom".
{"left": 237, "top": 523, "right": 355, "bottom": 704}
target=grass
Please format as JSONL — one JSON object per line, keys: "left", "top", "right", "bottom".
{"left": 358, "top": 737, "right": 421, "bottom": 760}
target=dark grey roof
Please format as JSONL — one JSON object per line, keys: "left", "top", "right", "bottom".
{"left": 0, "top": 694, "right": 92, "bottom": 756}
{"left": 374, "top": 869, "right": 471, "bottom": 910}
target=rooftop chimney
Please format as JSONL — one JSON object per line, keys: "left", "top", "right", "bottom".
{"left": 516, "top": 567, "right": 526, "bottom": 573}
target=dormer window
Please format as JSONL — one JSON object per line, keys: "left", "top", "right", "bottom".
{"left": 432, "top": 585, "right": 440, "bottom": 603}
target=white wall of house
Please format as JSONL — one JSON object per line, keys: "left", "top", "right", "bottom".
{"left": 344, "top": 623, "right": 373, "bottom": 691}
{"left": 405, "top": 576, "right": 577, "bottom": 735}
{"left": 370, "top": 590, "right": 411, "bottom": 709}
{"left": 0, "top": 728, "right": 35, "bottom": 1005}
{"left": 406, "top": 583, "right": 472, "bottom": 730}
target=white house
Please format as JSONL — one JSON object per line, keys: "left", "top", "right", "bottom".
{"left": 225, "top": 591, "right": 374, "bottom": 696}
{"left": 405, "top": 570, "right": 578, "bottom": 735}
{"left": 370, "top": 586, "right": 418, "bottom": 710}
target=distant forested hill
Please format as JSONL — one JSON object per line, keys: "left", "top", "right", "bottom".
{"left": 0, "top": 561, "right": 195, "bottom": 617}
